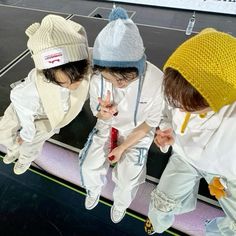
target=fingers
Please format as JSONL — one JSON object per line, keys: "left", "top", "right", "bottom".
{"left": 154, "top": 128, "right": 174, "bottom": 147}
{"left": 98, "top": 90, "right": 111, "bottom": 107}
{"left": 108, "top": 152, "right": 117, "bottom": 164}
{"left": 108, "top": 148, "right": 122, "bottom": 164}
{"left": 156, "top": 128, "right": 172, "bottom": 136}
{"left": 105, "top": 90, "right": 111, "bottom": 105}
{"left": 109, "top": 105, "right": 118, "bottom": 115}
{"left": 16, "top": 136, "right": 24, "bottom": 145}
{"left": 98, "top": 91, "right": 118, "bottom": 117}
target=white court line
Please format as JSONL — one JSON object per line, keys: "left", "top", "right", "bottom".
{"left": 88, "top": 6, "right": 136, "bottom": 19}
{"left": 0, "top": 3, "right": 69, "bottom": 15}
{"left": 0, "top": 3, "right": 197, "bottom": 32}
{"left": 130, "top": 10, "right": 136, "bottom": 19}
{"left": 88, "top": 6, "right": 100, "bottom": 17}
{"left": 73, "top": 13, "right": 192, "bottom": 32}
{"left": 0, "top": 3, "right": 196, "bottom": 75}
{"left": 0, "top": 49, "right": 29, "bottom": 77}
{"left": 0, "top": 4, "right": 72, "bottom": 75}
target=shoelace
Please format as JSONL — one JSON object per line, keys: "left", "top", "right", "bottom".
{"left": 16, "top": 162, "right": 28, "bottom": 168}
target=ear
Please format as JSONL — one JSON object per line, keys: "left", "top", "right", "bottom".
{"left": 25, "top": 22, "right": 40, "bottom": 37}
{"left": 67, "top": 19, "right": 84, "bottom": 33}
{"left": 68, "top": 19, "right": 88, "bottom": 48}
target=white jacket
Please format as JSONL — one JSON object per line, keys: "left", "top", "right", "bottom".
{"left": 162, "top": 102, "right": 236, "bottom": 180}
{"left": 90, "top": 61, "right": 164, "bottom": 133}
{"left": 10, "top": 68, "right": 89, "bottom": 142}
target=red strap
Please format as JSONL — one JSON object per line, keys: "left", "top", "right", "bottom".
{"left": 108, "top": 127, "right": 118, "bottom": 161}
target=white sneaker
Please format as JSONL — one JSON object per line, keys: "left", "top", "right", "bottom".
{"left": 110, "top": 205, "right": 126, "bottom": 223}
{"left": 13, "top": 161, "right": 31, "bottom": 175}
{"left": 85, "top": 193, "right": 100, "bottom": 210}
{"left": 3, "top": 152, "right": 19, "bottom": 164}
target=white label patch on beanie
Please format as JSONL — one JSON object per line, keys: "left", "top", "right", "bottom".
{"left": 42, "top": 48, "right": 67, "bottom": 68}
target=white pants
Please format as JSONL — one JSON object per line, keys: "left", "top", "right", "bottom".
{"left": 0, "top": 104, "right": 55, "bottom": 163}
{"left": 80, "top": 120, "right": 155, "bottom": 210}
{"left": 148, "top": 153, "right": 236, "bottom": 235}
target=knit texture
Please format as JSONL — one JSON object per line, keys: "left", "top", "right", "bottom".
{"left": 109, "top": 7, "right": 128, "bottom": 21}
{"left": 26, "top": 14, "right": 88, "bottom": 69}
{"left": 164, "top": 28, "right": 236, "bottom": 112}
{"left": 93, "top": 7, "right": 146, "bottom": 75}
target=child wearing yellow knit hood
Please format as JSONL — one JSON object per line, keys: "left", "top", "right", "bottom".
{"left": 145, "top": 28, "right": 236, "bottom": 235}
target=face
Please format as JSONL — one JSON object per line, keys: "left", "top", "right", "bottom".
{"left": 54, "top": 70, "right": 81, "bottom": 90}
{"left": 101, "top": 71, "right": 137, "bottom": 88}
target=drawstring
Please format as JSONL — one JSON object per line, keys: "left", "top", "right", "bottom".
{"left": 134, "top": 75, "right": 144, "bottom": 126}
{"left": 134, "top": 63, "right": 147, "bottom": 126}
{"left": 199, "top": 113, "right": 207, "bottom": 118}
{"left": 180, "top": 112, "right": 191, "bottom": 134}
{"left": 180, "top": 112, "right": 208, "bottom": 134}
{"left": 96, "top": 75, "right": 104, "bottom": 111}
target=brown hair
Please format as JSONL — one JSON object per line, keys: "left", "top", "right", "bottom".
{"left": 43, "top": 59, "right": 89, "bottom": 86}
{"left": 93, "top": 65, "right": 138, "bottom": 82}
{"left": 163, "top": 68, "right": 209, "bottom": 112}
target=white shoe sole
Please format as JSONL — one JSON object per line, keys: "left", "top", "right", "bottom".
{"left": 85, "top": 195, "right": 100, "bottom": 210}
{"left": 13, "top": 162, "right": 31, "bottom": 175}
{"left": 110, "top": 205, "right": 126, "bottom": 224}
{"left": 3, "top": 154, "right": 19, "bottom": 164}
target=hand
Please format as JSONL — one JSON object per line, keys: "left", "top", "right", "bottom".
{"left": 16, "top": 136, "right": 24, "bottom": 145}
{"left": 98, "top": 91, "right": 118, "bottom": 120}
{"left": 108, "top": 146, "right": 125, "bottom": 164}
{"left": 154, "top": 128, "right": 174, "bottom": 148}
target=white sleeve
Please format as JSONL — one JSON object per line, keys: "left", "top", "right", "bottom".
{"left": 145, "top": 87, "right": 165, "bottom": 128}
{"left": 159, "top": 101, "right": 173, "bottom": 131}
{"left": 10, "top": 75, "right": 40, "bottom": 142}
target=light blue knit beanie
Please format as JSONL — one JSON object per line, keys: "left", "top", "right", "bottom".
{"left": 93, "top": 7, "right": 146, "bottom": 76}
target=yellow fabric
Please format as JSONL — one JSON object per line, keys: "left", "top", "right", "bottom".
{"left": 164, "top": 28, "right": 236, "bottom": 112}
{"left": 208, "top": 177, "right": 227, "bottom": 200}
{"left": 199, "top": 113, "right": 207, "bottom": 118}
{"left": 180, "top": 112, "right": 191, "bottom": 134}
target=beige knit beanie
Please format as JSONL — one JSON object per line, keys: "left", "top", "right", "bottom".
{"left": 26, "top": 14, "right": 89, "bottom": 69}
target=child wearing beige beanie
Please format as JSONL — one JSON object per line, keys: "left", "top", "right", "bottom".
{"left": 0, "top": 14, "right": 90, "bottom": 175}
{"left": 145, "top": 28, "right": 236, "bottom": 235}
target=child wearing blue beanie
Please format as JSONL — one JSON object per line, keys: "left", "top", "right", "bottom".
{"left": 79, "top": 7, "right": 164, "bottom": 223}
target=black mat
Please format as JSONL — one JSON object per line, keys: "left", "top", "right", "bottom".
{"left": 0, "top": 159, "right": 181, "bottom": 236}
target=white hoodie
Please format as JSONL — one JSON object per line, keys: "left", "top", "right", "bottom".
{"left": 161, "top": 102, "right": 236, "bottom": 180}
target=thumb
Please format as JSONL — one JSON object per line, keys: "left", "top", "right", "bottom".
{"left": 108, "top": 150, "right": 114, "bottom": 157}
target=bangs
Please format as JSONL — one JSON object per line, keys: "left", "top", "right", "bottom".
{"left": 163, "top": 68, "right": 209, "bottom": 112}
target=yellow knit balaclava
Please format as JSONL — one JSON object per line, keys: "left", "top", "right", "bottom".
{"left": 164, "top": 28, "right": 236, "bottom": 112}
